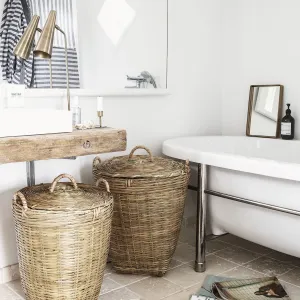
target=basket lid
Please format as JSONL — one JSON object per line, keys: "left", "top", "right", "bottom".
{"left": 14, "top": 174, "right": 112, "bottom": 212}
{"left": 94, "top": 146, "right": 189, "bottom": 179}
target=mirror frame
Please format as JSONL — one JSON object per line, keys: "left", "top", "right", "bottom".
{"left": 246, "top": 84, "right": 284, "bottom": 139}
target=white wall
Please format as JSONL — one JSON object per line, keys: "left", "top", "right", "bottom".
{"left": 77, "top": 0, "right": 168, "bottom": 89}
{"left": 221, "top": 0, "right": 300, "bottom": 138}
{"left": 0, "top": 0, "right": 222, "bottom": 268}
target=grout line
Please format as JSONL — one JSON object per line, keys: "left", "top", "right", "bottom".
{"left": 108, "top": 274, "right": 152, "bottom": 290}
{"left": 212, "top": 254, "right": 241, "bottom": 267}
{"left": 240, "top": 255, "right": 265, "bottom": 266}
{"left": 100, "top": 286, "right": 124, "bottom": 296}
{"left": 122, "top": 277, "right": 150, "bottom": 288}
{"left": 4, "top": 283, "right": 24, "bottom": 299}
{"left": 162, "top": 276, "right": 185, "bottom": 290}
{"left": 160, "top": 289, "right": 185, "bottom": 300}
{"left": 218, "top": 240, "right": 273, "bottom": 256}
{"left": 169, "top": 261, "right": 186, "bottom": 270}
{"left": 100, "top": 277, "right": 127, "bottom": 296}
{"left": 216, "top": 265, "right": 243, "bottom": 276}
{"left": 213, "top": 235, "right": 274, "bottom": 255}
{"left": 242, "top": 255, "right": 297, "bottom": 276}
{"left": 257, "top": 252, "right": 300, "bottom": 270}
{"left": 278, "top": 267, "right": 296, "bottom": 277}
{"left": 207, "top": 245, "right": 230, "bottom": 256}
{"left": 240, "top": 264, "right": 290, "bottom": 277}
{"left": 280, "top": 279, "right": 300, "bottom": 289}
{"left": 212, "top": 244, "right": 263, "bottom": 260}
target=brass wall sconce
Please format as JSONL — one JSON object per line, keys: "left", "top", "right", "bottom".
{"left": 14, "top": 11, "right": 71, "bottom": 111}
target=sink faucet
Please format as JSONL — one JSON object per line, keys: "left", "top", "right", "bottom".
{"left": 126, "top": 75, "right": 147, "bottom": 88}
{"left": 126, "top": 71, "right": 157, "bottom": 88}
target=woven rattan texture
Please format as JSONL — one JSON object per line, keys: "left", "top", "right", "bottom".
{"left": 12, "top": 174, "right": 113, "bottom": 300}
{"left": 97, "top": 145, "right": 187, "bottom": 179}
{"left": 93, "top": 146, "right": 189, "bottom": 276}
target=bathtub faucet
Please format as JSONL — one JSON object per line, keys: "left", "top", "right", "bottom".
{"left": 126, "top": 71, "right": 157, "bottom": 88}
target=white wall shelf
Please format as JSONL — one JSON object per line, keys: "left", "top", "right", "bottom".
{"left": 24, "top": 88, "right": 170, "bottom": 98}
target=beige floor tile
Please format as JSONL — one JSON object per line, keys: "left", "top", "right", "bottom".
{"left": 206, "top": 240, "right": 229, "bottom": 255}
{"left": 164, "top": 264, "right": 207, "bottom": 289}
{"left": 169, "top": 259, "right": 184, "bottom": 270}
{"left": 179, "top": 228, "right": 228, "bottom": 254}
{"left": 162, "top": 282, "right": 203, "bottom": 300}
{"left": 281, "top": 282, "right": 300, "bottom": 299}
{"left": 107, "top": 271, "right": 148, "bottom": 287}
{"left": 245, "top": 256, "right": 294, "bottom": 276}
{"left": 218, "top": 234, "right": 272, "bottom": 255}
{"left": 163, "top": 281, "right": 214, "bottom": 300}
{"left": 104, "top": 263, "right": 113, "bottom": 276}
{"left": 99, "top": 287, "right": 141, "bottom": 300}
{"left": 161, "top": 289, "right": 193, "bottom": 300}
{"left": 196, "top": 254, "right": 238, "bottom": 275}
{"left": 127, "top": 277, "right": 182, "bottom": 300}
{"left": 173, "top": 243, "right": 195, "bottom": 263}
{"left": 220, "top": 266, "right": 265, "bottom": 278}
{"left": 2, "top": 265, "right": 20, "bottom": 284}
{"left": 279, "top": 267, "right": 300, "bottom": 287}
{"left": 268, "top": 251, "right": 300, "bottom": 268}
{"left": 100, "top": 277, "right": 123, "bottom": 295}
{"left": 179, "top": 227, "right": 196, "bottom": 245}
{"left": 165, "top": 254, "right": 237, "bottom": 289}
{"left": 6, "top": 281, "right": 25, "bottom": 299}
{"left": 0, "top": 284, "right": 22, "bottom": 299}
{"left": 215, "top": 246, "right": 262, "bottom": 265}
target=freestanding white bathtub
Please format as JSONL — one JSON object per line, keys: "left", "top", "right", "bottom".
{"left": 163, "top": 136, "right": 300, "bottom": 272}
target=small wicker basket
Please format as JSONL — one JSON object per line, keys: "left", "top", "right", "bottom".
{"left": 12, "top": 174, "right": 113, "bottom": 300}
{"left": 93, "top": 146, "right": 189, "bottom": 276}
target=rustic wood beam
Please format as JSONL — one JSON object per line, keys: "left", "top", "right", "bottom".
{"left": 0, "top": 128, "right": 127, "bottom": 164}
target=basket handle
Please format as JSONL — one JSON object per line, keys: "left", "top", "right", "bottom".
{"left": 95, "top": 178, "right": 110, "bottom": 193}
{"left": 14, "top": 192, "right": 28, "bottom": 211}
{"left": 93, "top": 156, "right": 102, "bottom": 167}
{"left": 50, "top": 174, "right": 78, "bottom": 193}
{"left": 128, "top": 146, "right": 153, "bottom": 162}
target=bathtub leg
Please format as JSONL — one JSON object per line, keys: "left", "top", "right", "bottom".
{"left": 195, "top": 163, "right": 207, "bottom": 272}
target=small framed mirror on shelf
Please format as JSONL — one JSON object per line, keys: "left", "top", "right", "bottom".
{"left": 246, "top": 85, "right": 284, "bottom": 139}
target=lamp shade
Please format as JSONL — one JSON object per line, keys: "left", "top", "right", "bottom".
{"left": 34, "top": 10, "right": 57, "bottom": 59}
{"left": 14, "top": 15, "right": 40, "bottom": 60}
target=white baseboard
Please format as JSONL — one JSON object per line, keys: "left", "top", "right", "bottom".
{"left": 0, "top": 264, "right": 20, "bottom": 284}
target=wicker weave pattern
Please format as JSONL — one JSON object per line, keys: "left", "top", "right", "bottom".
{"left": 12, "top": 174, "right": 113, "bottom": 300}
{"left": 93, "top": 146, "right": 189, "bottom": 276}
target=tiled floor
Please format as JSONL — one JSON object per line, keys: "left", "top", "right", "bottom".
{"left": 1, "top": 233, "right": 300, "bottom": 299}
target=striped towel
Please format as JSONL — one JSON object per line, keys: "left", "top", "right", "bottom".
{"left": 30, "top": 0, "right": 80, "bottom": 88}
{"left": 30, "top": 0, "right": 77, "bottom": 49}
{"left": 33, "top": 47, "right": 80, "bottom": 88}
{"left": 0, "top": 0, "right": 34, "bottom": 87}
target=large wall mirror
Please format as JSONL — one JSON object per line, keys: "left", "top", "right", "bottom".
{"left": 77, "top": 0, "right": 168, "bottom": 89}
{"left": 0, "top": 0, "right": 168, "bottom": 91}
{"left": 246, "top": 85, "right": 283, "bottom": 138}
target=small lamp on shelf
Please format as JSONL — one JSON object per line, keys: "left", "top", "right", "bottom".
{"left": 97, "top": 97, "right": 104, "bottom": 128}
{"left": 14, "top": 10, "right": 70, "bottom": 110}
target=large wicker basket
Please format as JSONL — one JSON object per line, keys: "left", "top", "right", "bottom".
{"left": 93, "top": 146, "right": 189, "bottom": 276}
{"left": 12, "top": 174, "right": 113, "bottom": 300}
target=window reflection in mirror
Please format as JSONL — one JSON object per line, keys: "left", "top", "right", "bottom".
{"left": 246, "top": 85, "right": 283, "bottom": 138}
{"left": 77, "top": 0, "right": 168, "bottom": 89}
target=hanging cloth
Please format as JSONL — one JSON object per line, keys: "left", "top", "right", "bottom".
{"left": 0, "top": 0, "right": 34, "bottom": 87}
{"left": 30, "top": 0, "right": 80, "bottom": 88}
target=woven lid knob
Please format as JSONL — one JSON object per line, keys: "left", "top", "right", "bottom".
{"left": 128, "top": 146, "right": 153, "bottom": 162}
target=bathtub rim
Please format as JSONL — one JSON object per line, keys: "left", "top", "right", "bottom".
{"left": 163, "top": 136, "right": 300, "bottom": 182}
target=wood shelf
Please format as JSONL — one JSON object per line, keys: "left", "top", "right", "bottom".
{"left": 0, "top": 128, "right": 127, "bottom": 164}
{"left": 24, "top": 88, "right": 170, "bottom": 98}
